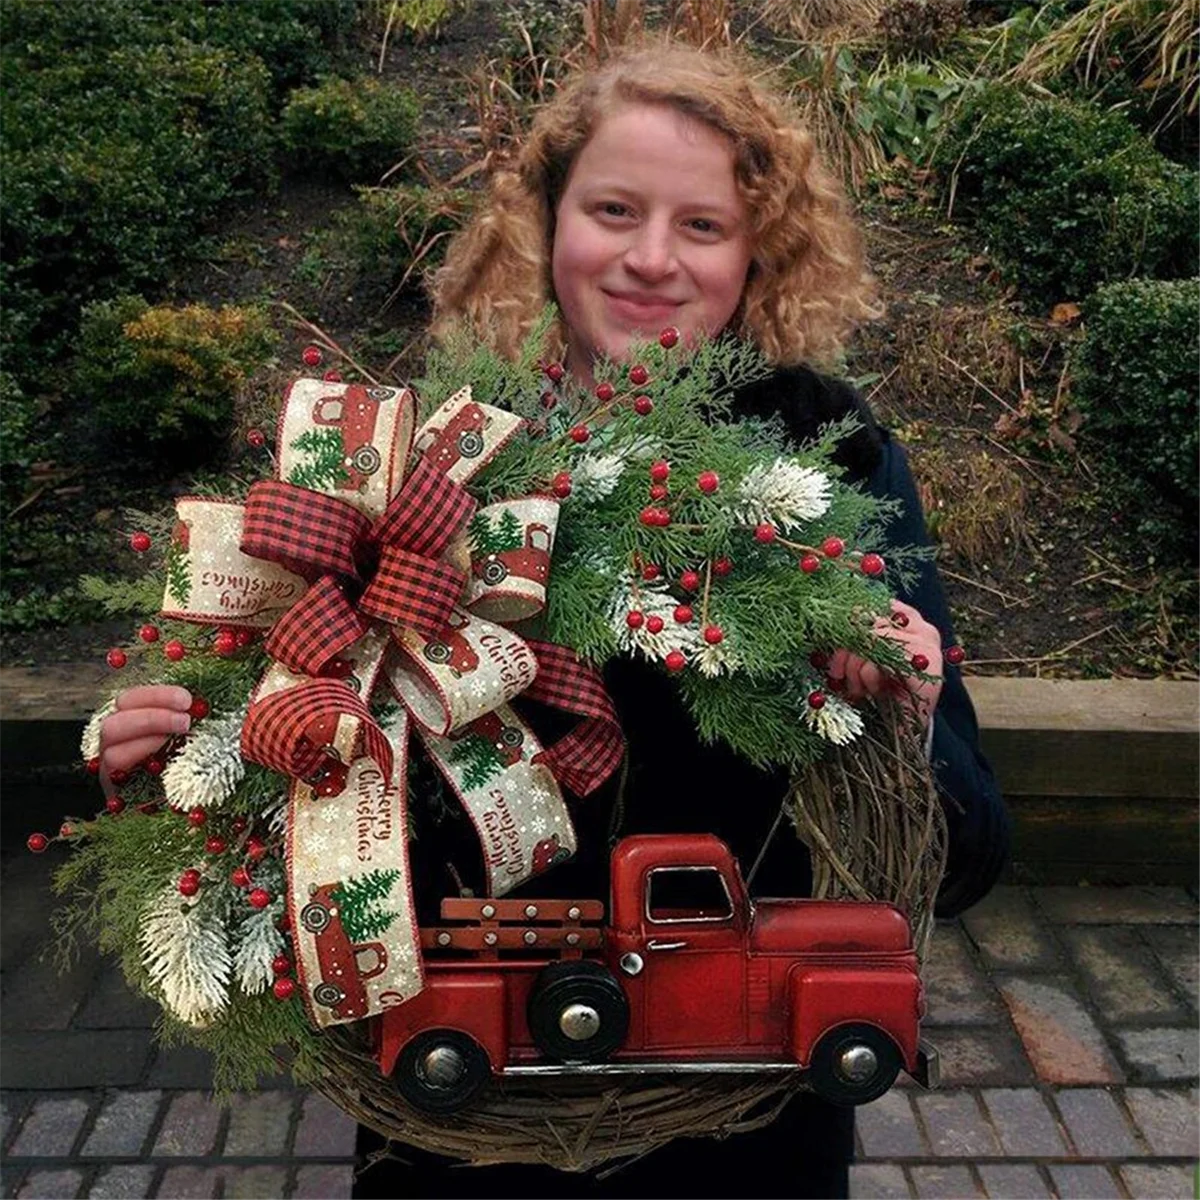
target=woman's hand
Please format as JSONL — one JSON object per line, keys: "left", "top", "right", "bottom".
{"left": 826, "top": 600, "right": 944, "bottom": 727}
{"left": 100, "top": 685, "right": 192, "bottom": 792}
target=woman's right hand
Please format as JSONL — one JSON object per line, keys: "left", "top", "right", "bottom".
{"left": 100, "top": 685, "right": 193, "bottom": 792}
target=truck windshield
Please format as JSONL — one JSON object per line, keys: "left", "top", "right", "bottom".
{"left": 646, "top": 867, "right": 734, "bottom": 923}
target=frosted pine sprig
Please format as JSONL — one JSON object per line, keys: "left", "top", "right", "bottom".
{"left": 609, "top": 576, "right": 700, "bottom": 661}
{"left": 571, "top": 453, "right": 625, "bottom": 501}
{"left": 232, "top": 891, "right": 285, "bottom": 996}
{"left": 162, "top": 704, "right": 248, "bottom": 811}
{"left": 802, "top": 694, "right": 864, "bottom": 746}
{"left": 140, "top": 884, "right": 231, "bottom": 1028}
{"left": 695, "top": 639, "right": 741, "bottom": 679}
{"left": 81, "top": 700, "right": 117, "bottom": 762}
{"left": 733, "top": 460, "right": 832, "bottom": 530}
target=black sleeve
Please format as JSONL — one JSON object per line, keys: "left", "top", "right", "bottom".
{"left": 869, "top": 433, "right": 1011, "bottom": 917}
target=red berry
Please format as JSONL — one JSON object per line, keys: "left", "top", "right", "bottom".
{"left": 213, "top": 630, "right": 237, "bottom": 656}
{"left": 235, "top": 628, "right": 255, "bottom": 647}
{"left": 673, "top": 604, "right": 693, "bottom": 624}
{"left": 231, "top": 816, "right": 248, "bottom": 834}
{"left": 910, "top": 653, "right": 930, "bottom": 672}
{"left": 808, "top": 690, "right": 827, "bottom": 710}
{"left": 205, "top": 836, "right": 227, "bottom": 855}
{"left": 179, "top": 874, "right": 200, "bottom": 897}
{"left": 188, "top": 696, "right": 210, "bottom": 720}
{"left": 945, "top": 645, "right": 966, "bottom": 666}
{"left": 130, "top": 531, "right": 152, "bottom": 553}
{"left": 655, "top": 508, "right": 671, "bottom": 527}
{"left": 301, "top": 344, "right": 322, "bottom": 367}
{"left": 248, "top": 888, "right": 271, "bottom": 910}
{"left": 106, "top": 648, "right": 127, "bottom": 669}
{"left": 639, "top": 506, "right": 660, "bottom": 527}
{"left": 164, "top": 640, "right": 185, "bottom": 662}
{"left": 277, "top": 912, "right": 291, "bottom": 932}
{"left": 272, "top": 954, "right": 292, "bottom": 976}
{"left": 646, "top": 615, "right": 665, "bottom": 634}
{"left": 633, "top": 395, "right": 653, "bottom": 416}
{"left": 105, "top": 795, "right": 125, "bottom": 815}
{"left": 27, "top": 833, "right": 48, "bottom": 853}
{"left": 626, "top": 610, "right": 645, "bottom": 629}
{"left": 713, "top": 556, "right": 733, "bottom": 577}
{"left": 649, "top": 483, "right": 668, "bottom": 501}
{"left": 860, "top": 552, "right": 885, "bottom": 577}
{"left": 322, "top": 369, "right": 342, "bottom": 383}
{"left": 145, "top": 757, "right": 165, "bottom": 776}
{"left": 187, "top": 807, "right": 207, "bottom": 828}
{"left": 60, "top": 823, "right": 74, "bottom": 838}
{"left": 809, "top": 651, "right": 830, "bottom": 671}
{"left": 659, "top": 327, "right": 680, "bottom": 348}
{"left": 545, "top": 362, "right": 565, "bottom": 383}
{"left": 800, "top": 554, "right": 821, "bottom": 574}
{"left": 569, "top": 424, "right": 590, "bottom": 444}
{"left": 246, "top": 428, "right": 266, "bottom": 448}
{"left": 754, "top": 523, "right": 776, "bottom": 544}
{"left": 138, "top": 624, "right": 160, "bottom": 644}
{"left": 892, "top": 611, "right": 910, "bottom": 628}
{"left": 231, "top": 866, "right": 252, "bottom": 889}
{"left": 703, "top": 625, "right": 724, "bottom": 645}
{"left": 664, "top": 649, "right": 687, "bottom": 672}
{"left": 821, "top": 536, "right": 845, "bottom": 559}
{"left": 87, "top": 756, "right": 101, "bottom": 775}
{"left": 551, "top": 471, "right": 572, "bottom": 498}
{"left": 650, "top": 460, "right": 670, "bottom": 483}
{"left": 642, "top": 563, "right": 661, "bottom": 581}
{"left": 594, "top": 381, "right": 615, "bottom": 403}
{"left": 109, "top": 768, "right": 130, "bottom": 786}
{"left": 246, "top": 837, "right": 267, "bottom": 862}
{"left": 697, "top": 470, "right": 720, "bottom": 494}
{"left": 182, "top": 867, "right": 201, "bottom": 882}
{"left": 540, "top": 390, "right": 557, "bottom": 409}
{"left": 679, "top": 570, "right": 700, "bottom": 592}
{"left": 273, "top": 977, "right": 296, "bottom": 1001}
{"left": 629, "top": 364, "right": 649, "bottom": 386}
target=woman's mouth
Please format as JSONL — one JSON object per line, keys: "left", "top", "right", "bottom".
{"left": 603, "top": 291, "right": 682, "bottom": 326}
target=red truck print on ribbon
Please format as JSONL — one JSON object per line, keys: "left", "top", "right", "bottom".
{"left": 531, "top": 834, "right": 571, "bottom": 876}
{"left": 448, "top": 712, "right": 525, "bottom": 767}
{"left": 422, "top": 611, "right": 479, "bottom": 677}
{"left": 300, "top": 881, "right": 390, "bottom": 1021}
{"left": 472, "top": 523, "right": 553, "bottom": 588}
{"left": 310, "top": 384, "right": 394, "bottom": 492}
{"left": 414, "top": 402, "right": 491, "bottom": 473}
{"left": 376, "top": 834, "right": 937, "bottom": 1113}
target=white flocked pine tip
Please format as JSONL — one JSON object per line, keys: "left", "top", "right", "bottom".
{"left": 161, "top": 703, "right": 248, "bottom": 811}
{"left": 802, "top": 693, "right": 865, "bottom": 746}
{"left": 733, "top": 460, "right": 832, "bottom": 530}
{"left": 233, "top": 899, "right": 286, "bottom": 995}
{"left": 80, "top": 699, "right": 117, "bottom": 763}
{"left": 695, "top": 638, "right": 741, "bottom": 678}
{"left": 609, "top": 577, "right": 701, "bottom": 661}
{"left": 570, "top": 453, "right": 626, "bottom": 501}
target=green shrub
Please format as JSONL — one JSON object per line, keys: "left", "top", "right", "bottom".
{"left": 1071, "top": 277, "right": 1199, "bottom": 556}
{"left": 72, "top": 298, "right": 276, "bottom": 468}
{"left": 280, "top": 76, "right": 422, "bottom": 182}
{"left": 932, "top": 83, "right": 1198, "bottom": 307}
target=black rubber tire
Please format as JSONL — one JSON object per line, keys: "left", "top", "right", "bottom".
{"left": 300, "top": 902, "right": 330, "bottom": 933}
{"left": 394, "top": 1029, "right": 490, "bottom": 1113}
{"left": 313, "top": 981, "right": 344, "bottom": 1008}
{"left": 807, "top": 1022, "right": 902, "bottom": 1107}
{"left": 527, "top": 961, "right": 629, "bottom": 1063}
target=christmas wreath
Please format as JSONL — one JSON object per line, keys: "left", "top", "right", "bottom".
{"left": 37, "top": 312, "right": 948, "bottom": 1167}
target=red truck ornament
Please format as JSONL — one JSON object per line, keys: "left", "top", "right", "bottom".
{"left": 376, "top": 834, "right": 938, "bottom": 1112}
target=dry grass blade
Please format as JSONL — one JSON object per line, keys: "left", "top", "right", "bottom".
{"left": 759, "top": 0, "right": 883, "bottom": 42}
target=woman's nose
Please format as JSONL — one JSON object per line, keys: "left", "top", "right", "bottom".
{"left": 623, "top": 219, "right": 676, "bottom": 280}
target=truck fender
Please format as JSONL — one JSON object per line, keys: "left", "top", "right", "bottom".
{"left": 788, "top": 966, "right": 921, "bottom": 1071}
{"left": 377, "top": 974, "right": 508, "bottom": 1078}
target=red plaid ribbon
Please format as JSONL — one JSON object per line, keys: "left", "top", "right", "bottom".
{"left": 242, "top": 482, "right": 372, "bottom": 581}
{"left": 524, "top": 639, "right": 625, "bottom": 796}
{"left": 265, "top": 576, "right": 365, "bottom": 678}
{"left": 359, "top": 546, "right": 465, "bottom": 639}
{"left": 372, "top": 457, "right": 476, "bottom": 559}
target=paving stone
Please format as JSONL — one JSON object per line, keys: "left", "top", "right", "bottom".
{"left": 908, "top": 1165, "right": 982, "bottom": 1199}
{"left": 74, "top": 965, "right": 159, "bottom": 1030}
{"left": 15, "top": 1169, "right": 84, "bottom": 1199}
{"left": 977, "top": 1164, "right": 1051, "bottom": 1199}
{"left": 1062, "top": 927, "right": 1188, "bottom": 1023}
{"left": 996, "top": 976, "right": 1122, "bottom": 1084}
{"left": 142, "top": 1045, "right": 214, "bottom": 1091}
{"left": 8, "top": 1096, "right": 90, "bottom": 1157}
{"left": 1142, "top": 925, "right": 1200, "bottom": 1011}
{"left": 152, "top": 1092, "right": 223, "bottom": 1157}
{"left": 1, "top": 853, "right": 67, "bottom": 971}
{"left": 857, "top": 1090, "right": 925, "bottom": 1158}
{"left": 1116, "top": 1028, "right": 1200, "bottom": 1082}
{"left": 961, "top": 887, "right": 1061, "bottom": 971}
{"left": 292, "top": 1165, "right": 355, "bottom": 1199}
{"left": 0, "top": 944, "right": 103, "bottom": 1031}
{"left": 1123, "top": 1087, "right": 1200, "bottom": 1156}
{"left": 2, "top": 1032, "right": 153, "bottom": 1089}
{"left": 927, "top": 1027, "right": 1035, "bottom": 1087}
{"left": 1035, "top": 886, "right": 1197, "bottom": 926}
{"left": 221, "top": 1166, "right": 288, "bottom": 1199}
{"left": 80, "top": 1091, "right": 161, "bottom": 1158}
{"left": 86, "top": 1166, "right": 155, "bottom": 1199}
{"left": 154, "top": 1167, "right": 222, "bottom": 1199}
{"left": 1054, "top": 1088, "right": 1140, "bottom": 1157}
{"left": 1119, "top": 1164, "right": 1197, "bottom": 1199}
{"left": 2, "top": 1093, "right": 30, "bottom": 1151}
{"left": 923, "top": 924, "right": 1003, "bottom": 1026}
{"left": 293, "top": 1092, "right": 357, "bottom": 1157}
{"left": 1048, "top": 1164, "right": 1121, "bottom": 1199}
{"left": 2, "top": 1167, "right": 27, "bottom": 1199}
{"left": 849, "top": 1164, "right": 911, "bottom": 1199}
{"left": 221, "top": 1091, "right": 293, "bottom": 1157}
{"left": 980, "top": 1088, "right": 1069, "bottom": 1156}
{"left": 914, "top": 1092, "right": 1001, "bottom": 1157}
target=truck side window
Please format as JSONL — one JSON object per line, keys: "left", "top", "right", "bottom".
{"left": 646, "top": 868, "right": 734, "bottom": 923}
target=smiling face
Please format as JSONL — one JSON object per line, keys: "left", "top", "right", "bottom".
{"left": 551, "top": 102, "right": 753, "bottom": 385}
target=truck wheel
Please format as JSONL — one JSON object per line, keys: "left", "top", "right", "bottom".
{"left": 312, "top": 982, "right": 344, "bottom": 1008}
{"left": 423, "top": 640, "right": 451, "bottom": 664}
{"left": 527, "top": 961, "right": 629, "bottom": 1063}
{"left": 808, "top": 1023, "right": 901, "bottom": 1106}
{"left": 457, "top": 430, "right": 484, "bottom": 458}
{"left": 395, "top": 1029, "right": 490, "bottom": 1113}
{"left": 299, "top": 902, "right": 330, "bottom": 933}
{"left": 481, "top": 559, "right": 508, "bottom": 586}
{"left": 352, "top": 445, "right": 381, "bottom": 475}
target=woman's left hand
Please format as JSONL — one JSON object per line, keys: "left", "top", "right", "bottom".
{"left": 825, "top": 600, "right": 944, "bottom": 727}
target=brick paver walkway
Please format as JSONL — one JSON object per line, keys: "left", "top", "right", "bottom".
{"left": 4, "top": 847, "right": 1196, "bottom": 1199}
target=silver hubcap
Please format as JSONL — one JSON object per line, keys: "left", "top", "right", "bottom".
{"left": 421, "top": 1045, "right": 466, "bottom": 1088}
{"left": 837, "top": 1044, "right": 879, "bottom": 1083}
{"left": 559, "top": 1003, "right": 601, "bottom": 1041}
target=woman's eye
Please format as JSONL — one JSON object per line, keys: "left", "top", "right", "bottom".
{"left": 688, "top": 218, "right": 721, "bottom": 235}
{"left": 598, "top": 202, "right": 631, "bottom": 218}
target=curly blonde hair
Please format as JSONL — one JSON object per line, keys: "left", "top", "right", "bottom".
{"left": 432, "top": 39, "right": 878, "bottom": 368}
